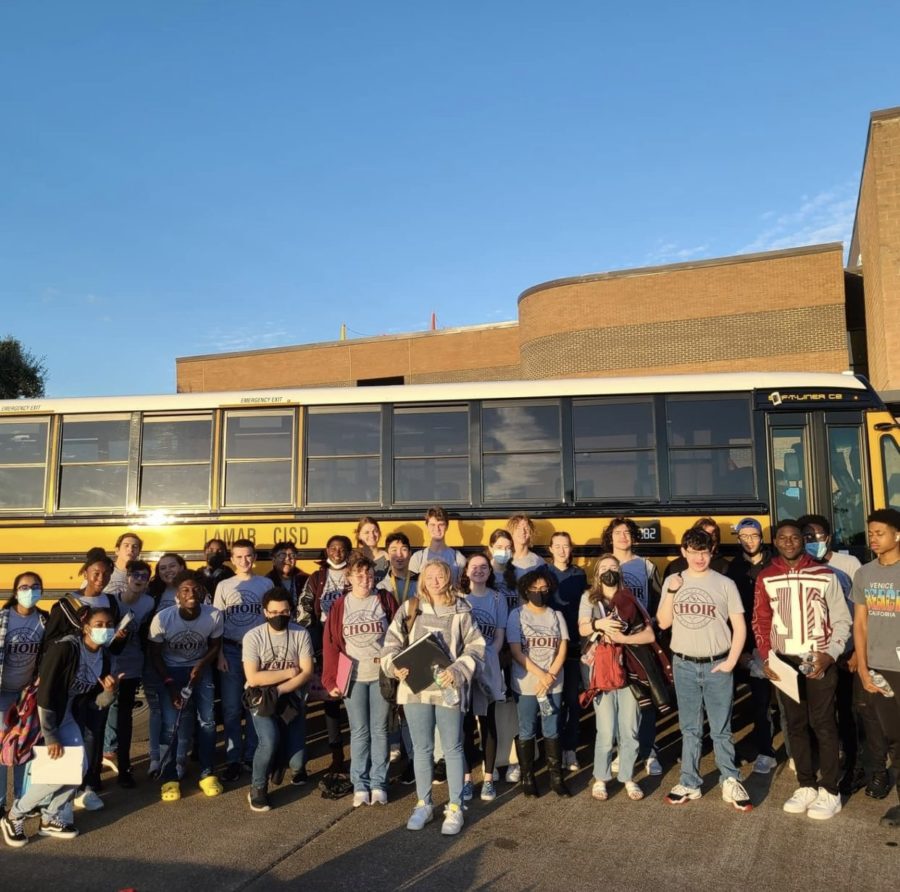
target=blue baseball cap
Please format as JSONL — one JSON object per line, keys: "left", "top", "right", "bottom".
{"left": 735, "top": 518, "right": 762, "bottom": 535}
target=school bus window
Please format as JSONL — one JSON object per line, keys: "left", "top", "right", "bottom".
{"left": 482, "top": 401, "right": 561, "bottom": 502}
{"left": 58, "top": 415, "right": 130, "bottom": 509}
{"left": 0, "top": 417, "right": 50, "bottom": 510}
{"left": 223, "top": 411, "right": 294, "bottom": 507}
{"left": 881, "top": 435, "right": 900, "bottom": 511}
{"left": 306, "top": 407, "right": 381, "bottom": 505}
{"left": 573, "top": 398, "right": 657, "bottom": 500}
{"left": 394, "top": 406, "right": 469, "bottom": 503}
{"left": 666, "top": 395, "right": 755, "bottom": 498}
{"left": 139, "top": 414, "right": 212, "bottom": 508}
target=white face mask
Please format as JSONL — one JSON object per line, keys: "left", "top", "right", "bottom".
{"left": 492, "top": 549, "right": 511, "bottom": 565}
{"left": 327, "top": 559, "right": 347, "bottom": 570}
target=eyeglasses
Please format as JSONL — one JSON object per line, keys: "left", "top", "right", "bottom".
{"left": 16, "top": 584, "right": 40, "bottom": 592}
{"left": 527, "top": 587, "right": 550, "bottom": 595}
{"left": 128, "top": 572, "right": 150, "bottom": 581}
{"left": 738, "top": 533, "right": 761, "bottom": 542}
{"left": 274, "top": 552, "right": 296, "bottom": 561}
{"left": 803, "top": 533, "right": 828, "bottom": 542}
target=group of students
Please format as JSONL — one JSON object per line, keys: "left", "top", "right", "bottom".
{"left": 1, "top": 505, "right": 899, "bottom": 847}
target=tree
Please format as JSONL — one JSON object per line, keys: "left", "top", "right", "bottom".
{"left": 0, "top": 336, "right": 47, "bottom": 399}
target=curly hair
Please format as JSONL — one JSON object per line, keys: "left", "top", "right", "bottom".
{"left": 600, "top": 517, "right": 641, "bottom": 553}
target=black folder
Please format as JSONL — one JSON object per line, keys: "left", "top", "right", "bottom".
{"left": 392, "top": 633, "right": 452, "bottom": 694}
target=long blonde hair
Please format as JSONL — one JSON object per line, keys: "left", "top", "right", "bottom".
{"left": 418, "top": 559, "right": 458, "bottom": 606}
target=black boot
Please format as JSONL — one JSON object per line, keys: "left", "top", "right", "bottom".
{"left": 329, "top": 743, "right": 346, "bottom": 774}
{"left": 514, "top": 737, "right": 538, "bottom": 798}
{"left": 545, "top": 738, "right": 571, "bottom": 798}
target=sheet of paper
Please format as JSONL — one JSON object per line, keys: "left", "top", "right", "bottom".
{"left": 29, "top": 745, "right": 85, "bottom": 785}
{"left": 767, "top": 652, "right": 800, "bottom": 703}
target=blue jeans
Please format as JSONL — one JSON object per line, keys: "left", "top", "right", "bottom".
{"left": 0, "top": 690, "right": 27, "bottom": 807}
{"left": 10, "top": 711, "right": 84, "bottom": 821}
{"left": 673, "top": 656, "right": 739, "bottom": 789}
{"left": 345, "top": 679, "right": 390, "bottom": 793}
{"left": 405, "top": 702, "right": 464, "bottom": 807}
{"left": 159, "top": 665, "right": 216, "bottom": 783}
{"left": 515, "top": 691, "right": 561, "bottom": 741}
{"left": 221, "top": 641, "right": 257, "bottom": 764}
{"left": 592, "top": 687, "right": 640, "bottom": 781}
{"left": 250, "top": 698, "right": 307, "bottom": 789}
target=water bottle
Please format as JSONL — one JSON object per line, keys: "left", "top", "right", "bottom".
{"left": 180, "top": 683, "right": 194, "bottom": 703}
{"left": 537, "top": 693, "right": 554, "bottom": 717}
{"left": 432, "top": 662, "right": 460, "bottom": 707}
{"left": 869, "top": 670, "right": 896, "bottom": 697}
{"left": 798, "top": 652, "right": 816, "bottom": 676}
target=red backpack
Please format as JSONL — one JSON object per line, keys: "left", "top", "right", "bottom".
{"left": 580, "top": 640, "right": 626, "bottom": 706}
{"left": 0, "top": 681, "right": 41, "bottom": 766}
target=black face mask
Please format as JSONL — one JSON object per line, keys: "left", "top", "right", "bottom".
{"left": 267, "top": 615, "right": 290, "bottom": 632}
{"left": 207, "top": 552, "right": 226, "bottom": 569}
{"left": 599, "top": 570, "right": 620, "bottom": 588}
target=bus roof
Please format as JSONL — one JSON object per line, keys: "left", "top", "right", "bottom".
{"left": 0, "top": 371, "right": 872, "bottom": 415}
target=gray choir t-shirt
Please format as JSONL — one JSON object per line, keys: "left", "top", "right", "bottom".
{"left": 852, "top": 559, "right": 900, "bottom": 672}
{"left": 242, "top": 623, "right": 313, "bottom": 673}
{"left": 2, "top": 610, "right": 45, "bottom": 692}
{"left": 506, "top": 606, "right": 568, "bottom": 695}
{"left": 213, "top": 575, "right": 273, "bottom": 642}
{"left": 342, "top": 595, "right": 388, "bottom": 683}
{"left": 149, "top": 605, "right": 223, "bottom": 667}
{"left": 663, "top": 570, "right": 742, "bottom": 658}
{"left": 462, "top": 590, "right": 508, "bottom": 648}
{"left": 409, "top": 546, "right": 466, "bottom": 584}
{"left": 111, "top": 593, "right": 156, "bottom": 679}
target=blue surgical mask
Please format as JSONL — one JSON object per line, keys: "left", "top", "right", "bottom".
{"left": 16, "top": 587, "right": 42, "bottom": 609}
{"left": 492, "top": 550, "right": 511, "bottom": 565}
{"left": 89, "top": 627, "right": 116, "bottom": 647}
{"left": 804, "top": 541, "right": 828, "bottom": 561}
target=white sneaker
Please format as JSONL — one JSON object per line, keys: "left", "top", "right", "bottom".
{"left": 74, "top": 789, "right": 104, "bottom": 811}
{"left": 441, "top": 803, "right": 464, "bottom": 836}
{"left": 645, "top": 753, "right": 662, "bottom": 776}
{"left": 783, "top": 786, "right": 818, "bottom": 814}
{"left": 807, "top": 788, "right": 842, "bottom": 821}
{"left": 610, "top": 754, "right": 620, "bottom": 775}
{"left": 753, "top": 754, "right": 778, "bottom": 774}
{"left": 352, "top": 791, "right": 370, "bottom": 808}
{"left": 505, "top": 764, "right": 521, "bottom": 784}
{"left": 722, "top": 777, "right": 753, "bottom": 812}
{"left": 563, "top": 750, "right": 579, "bottom": 771}
{"left": 406, "top": 800, "right": 434, "bottom": 831}
{"left": 370, "top": 789, "right": 388, "bottom": 806}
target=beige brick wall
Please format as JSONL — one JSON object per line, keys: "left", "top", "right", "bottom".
{"left": 176, "top": 245, "right": 853, "bottom": 392}
{"left": 857, "top": 110, "right": 900, "bottom": 392}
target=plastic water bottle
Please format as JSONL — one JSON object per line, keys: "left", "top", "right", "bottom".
{"left": 537, "top": 693, "right": 554, "bottom": 717}
{"left": 869, "top": 670, "right": 896, "bottom": 697}
{"left": 798, "top": 652, "right": 816, "bottom": 676}
{"left": 432, "top": 662, "right": 460, "bottom": 706}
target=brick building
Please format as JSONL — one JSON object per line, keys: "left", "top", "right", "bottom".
{"left": 177, "top": 106, "right": 900, "bottom": 398}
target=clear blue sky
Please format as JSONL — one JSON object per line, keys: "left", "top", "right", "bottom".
{"left": 2, "top": 1, "right": 899, "bottom": 397}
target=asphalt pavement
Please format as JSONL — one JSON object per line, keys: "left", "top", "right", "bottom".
{"left": 1, "top": 694, "right": 898, "bottom": 891}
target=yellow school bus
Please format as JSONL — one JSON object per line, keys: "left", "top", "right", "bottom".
{"left": 1, "top": 371, "right": 897, "bottom": 597}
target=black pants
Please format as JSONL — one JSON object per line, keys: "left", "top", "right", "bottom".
{"left": 835, "top": 665, "right": 858, "bottom": 769}
{"left": 463, "top": 703, "right": 498, "bottom": 775}
{"left": 854, "top": 672, "right": 889, "bottom": 774}
{"left": 871, "top": 669, "right": 900, "bottom": 797}
{"left": 735, "top": 666, "right": 774, "bottom": 758}
{"left": 71, "top": 698, "right": 107, "bottom": 791}
{"left": 776, "top": 659, "right": 840, "bottom": 795}
{"left": 115, "top": 678, "right": 141, "bottom": 773}
{"left": 325, "top": 700, "right": 343, "bottom": 748}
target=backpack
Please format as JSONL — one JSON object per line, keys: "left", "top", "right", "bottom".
{"left": 0, "top": 681, "right": 41, "bottom": 766}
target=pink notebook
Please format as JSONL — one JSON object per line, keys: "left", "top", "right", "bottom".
{"left": 336, "top": 652, "right": 355, "bottom": 696}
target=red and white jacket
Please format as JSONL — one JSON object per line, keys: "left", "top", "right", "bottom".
{"left": 752, "top": 553, "right": 851, "bottom": 662}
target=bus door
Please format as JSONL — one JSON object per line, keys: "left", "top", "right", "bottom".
{"left": 767, "top": 411, "right": 868, "bottom": 554}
